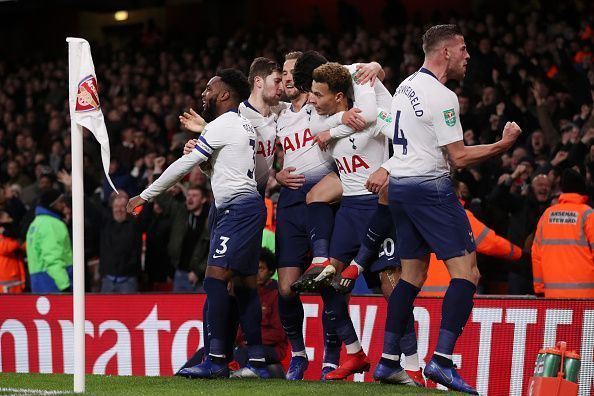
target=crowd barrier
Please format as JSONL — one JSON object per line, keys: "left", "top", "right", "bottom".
{"left": 0, "top": 294, "right": 592, "bottom": 396}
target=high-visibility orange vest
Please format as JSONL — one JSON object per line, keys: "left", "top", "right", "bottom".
{"left": 0, "top": 235, "right": 26, "bottom": 293}
{"left": 420, "top": 209, "right": 522, "bottom": 297}
{"left": 531, "top": 193, "right": 594, "bottom": 298}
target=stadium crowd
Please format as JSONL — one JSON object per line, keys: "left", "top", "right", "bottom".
{"left": 0, "top": 5, "right": 593, "bottom": 295}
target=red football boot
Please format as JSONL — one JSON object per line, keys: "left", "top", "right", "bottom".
{"left": 324, "top": 350, "right": 370, "bottom": 380}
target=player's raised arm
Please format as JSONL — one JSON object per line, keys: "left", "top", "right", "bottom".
{"left": 446, "top": 121, "right": 522, "bottom": 168}
{"left": 126, "top": 147, "right": 207, "bottom": 214}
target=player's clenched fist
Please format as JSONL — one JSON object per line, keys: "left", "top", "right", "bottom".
{"left": 501, "top": 121, "right": 522, "bottom": 148}
{"left": 126, "top": 195, "right": 147, "bottom": 216}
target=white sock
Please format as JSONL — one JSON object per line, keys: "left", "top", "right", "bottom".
{"left": 381, "top": 353, "right": 400, "bottom": 361}
{"left": 345, "top": 341, "right": 362, "bottom": 354}
{"left": 350, "top": 261, "right": 364, "bottom": 274}
{"left": 404, "top": 353, "right": 419, "bottom": 371}
{"left": 312, "top": 257, "right": 328, "bottom": 264}
{"left": 291, "top": 350, "right": 307, "bottom": 358}
{"left": 322, "top": 363, "right": 338, "bottom": 369}
{"left": 434, "top": 351, "right": 452, "bottom": 360}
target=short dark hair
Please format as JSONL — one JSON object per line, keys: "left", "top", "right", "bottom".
{"left": 216, "top": 68, "right": 250, "bottom": 102}
{"left": 312, "top": 63, "right": 352, "bottom": 96}
{"left": 422, "top": 24, "right": 463, "bottom": 55}
{"left": 293, "top": 50, "right": 327, "bottom": 92}
{"left": 187, "top": 184, "right": 208, "bottom": 197}
{"left": 284, "top": 51, "right": 303, "bottom": 61}
{"left": 560, "top": 168, "right": 586, "bottom": 194}
{"left": 259, "top": 247, "right": 276, "bottom": 272}
{"left": 248, "top": 57, "right": 280, "bottom": 90}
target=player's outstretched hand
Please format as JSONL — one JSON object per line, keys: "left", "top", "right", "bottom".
{"left": 183, "top": 139, "right": 198, "bottom": 155}
{"left": 313, "top": 130, "right": 332, "bottom": 151}
{"left": 179, "top": 108, "right": 206, "bottom": 133}
{"left": 365, "top": 168, "right": 389, "bottom": 194}
{"left": 354, "top": 62, "right": 384, "bottom": 86}
{"left": 276, "top": 166, "right": 306, "bottom": 190}
{"left": 126, "top": 195, "right": 147, "bottom": 216}
{"left": 501, "top": 121, "right": 522, "bottom": 148}
{"left": 342, "top": 108, "right": 366, "bottom": 131}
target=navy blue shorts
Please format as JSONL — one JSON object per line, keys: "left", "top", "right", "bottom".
{"left": 369, "top": 234, "right": 401, "bottom": 273}
{"left": 330, "top": 195, "right": 378, "bottom": 265}
{"left": 389, "top": 176, "right": 476, "bottom": 260}
{"left": 275, "top": 200, "right": 310, "bottom": 269}
{"left": 208, "top": 195, "right": 266, "bottom": 276}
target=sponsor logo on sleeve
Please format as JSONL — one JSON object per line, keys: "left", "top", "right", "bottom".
{"left": 378, "top": 111, "right": 392, "bottom": 123}
{"left": 443, "top": 108, "right": 456, "bottom": 127}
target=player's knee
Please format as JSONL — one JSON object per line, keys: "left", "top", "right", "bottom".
{"left": 469, "top": 265, "right": 480, "bottom": 286}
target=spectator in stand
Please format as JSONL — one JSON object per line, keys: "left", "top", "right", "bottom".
{"left": 488, "top": 172, "right": 552, "bottom": 294}
{"left": 0, "top": 210, "right": 26, "bottom": 293}
{"left": 142, "top": 199, "right": 174, "bottom": 291}
{"left": 26, "top": 189, "right": 72, "bottom": 292}
{"left": 99, "top": 193, "right": 143, "bottom": 293}
{"left": 150, "top": 156, "right": 210, "bottom": 292}
{"left": 532, "top": 169, "right": 594, "bottom": 297}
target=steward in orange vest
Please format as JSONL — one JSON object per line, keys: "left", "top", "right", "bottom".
{"left": 532, "top": 169, "right": 594, "bottom": 298}
{"left": 0, "top": 211, "right": 26, "bottom": 293}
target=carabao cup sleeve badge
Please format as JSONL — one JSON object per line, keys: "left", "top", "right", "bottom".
{"left": 75, "top": 75, "right": 101, "bottom": 112}
{"left": 443, "top": 108, "right": 456, "bottom": 127}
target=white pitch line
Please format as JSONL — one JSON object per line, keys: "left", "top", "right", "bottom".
{"left": 0, "top": 388, "right": 68, "bottom": 395}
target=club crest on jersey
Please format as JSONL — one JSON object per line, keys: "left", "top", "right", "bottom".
{"left": 75, "top": 75, "right": 100, "bottom": 112}
{"left": 443, "top": 108, "right": 456, "bottom": 127}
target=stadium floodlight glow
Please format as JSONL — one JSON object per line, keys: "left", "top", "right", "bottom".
{"left": 114, "top": 10, "right": 129, "bottom": 21}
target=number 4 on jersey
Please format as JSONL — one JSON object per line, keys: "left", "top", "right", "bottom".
{"left": 393, "top": 110, "right": 407, "bottom": 155}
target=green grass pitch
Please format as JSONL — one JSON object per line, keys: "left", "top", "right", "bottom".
{"left": 0, "top": 373, "right": 457, "bottom": 395}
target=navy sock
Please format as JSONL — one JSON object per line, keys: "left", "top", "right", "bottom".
{"left": 400, "top": 314, "right": 417, "bottom": 356}
{"left": 202, "top": 298, "right": 210, "bottom": 357}
{"left": 307, "top": 202, "right": 334, "bottom": 258}
{"left": 278, "top": 294, "right": 306, "bottom": 353}
{"left": 354, "top": 204, "right": 393, "bottom": 268}
{"left": 382, "top": 279, "right": 419, "bottom": 356}
{"left": 203, "top": 277, "right": 230, "bottom": 357}
{"left": 322, "top": 308, "right": 341, "bottom": 367}
{"left": 234, "top": 285, "right": 264, "bottom": 361}
{"left": 321, "top": 287, "right": 358, "bottom": 346}
{"left": 226, "top": 295, "right": 239, "bottom": 361}
{"left": 436, "top": 278, "right": 476, "bottom": 356}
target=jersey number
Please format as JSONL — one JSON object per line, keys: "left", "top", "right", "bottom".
{"left": 247, "top": 138, "right": 256, "bottom": 179}
{"left": 393, "top": 110, "right": 408, "bottom": 155}
{"left": 215, "top": 236, "right": 230, "bottom": 255}
{"left": 378, "top": 238, "right": 395, "bottom": 258}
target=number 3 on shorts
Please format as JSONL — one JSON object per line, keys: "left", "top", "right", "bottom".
{"left": 215, "top": 236, "right": 230, "bottom": 254}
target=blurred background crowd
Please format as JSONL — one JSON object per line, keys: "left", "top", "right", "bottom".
{"left": 0, "top": 0, "right": 593, "bottom": 295}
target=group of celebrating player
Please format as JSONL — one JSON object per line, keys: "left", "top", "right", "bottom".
{"left": 126, "top": 24, "right": 522, "bottom": 395}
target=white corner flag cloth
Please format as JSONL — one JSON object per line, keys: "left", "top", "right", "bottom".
{"left": 66, "top": 37, "right": 117, "bottom": 192}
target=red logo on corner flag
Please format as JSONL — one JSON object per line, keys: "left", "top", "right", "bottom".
{"left": 75, "top": 75, "right": 100, "bottom": 112}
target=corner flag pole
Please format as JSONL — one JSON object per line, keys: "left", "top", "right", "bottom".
{"left": 67, "top": 37, "right": 117, "bottom": 393}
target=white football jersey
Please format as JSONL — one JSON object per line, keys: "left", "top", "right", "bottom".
{"left": 276, "top": 103, "right": 335, "bottom": 182}
{"left": 383, "top": 68, "right": 463, "bottom": 177}
{"left": 239, "top": 100, "right": 279, "bottom": 194}
{"left": 140, "top": 110, "right": 259, "bottom": 208}
{"left": 318, "top": 108, "right": 389, "bottom": 196}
